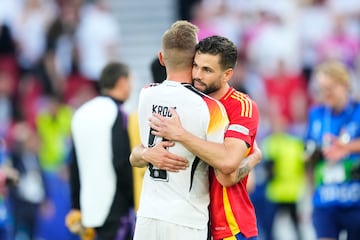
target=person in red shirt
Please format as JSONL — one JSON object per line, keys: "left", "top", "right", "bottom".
{"left": 146, "top": 36, "right": 260, "bottom": 240}
{"left": 263, "top": 58, "right": 308, "bottom": 125}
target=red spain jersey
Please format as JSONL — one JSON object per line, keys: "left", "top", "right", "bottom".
{"left": 210, "top": 87, "right": 259, "bottom": 239}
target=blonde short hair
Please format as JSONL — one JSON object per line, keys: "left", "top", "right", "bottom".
{"left": 161, "top": 20, "right": 198, "bottom": 70}
{"left": 315, "top": 60, "right": 350, "bottom": 88}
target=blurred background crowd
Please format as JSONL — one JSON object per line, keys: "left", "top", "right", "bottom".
{"left": 0, "top": 0, "right": 359, "bottom": 239}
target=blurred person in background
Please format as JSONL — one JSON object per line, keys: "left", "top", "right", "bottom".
{"left": 0, "top": 11, "right": 18, "bottom": 132}
{"left": 263, "top": 58, "right": 309, "bottom": 125}
{"left": 69, "top": 62, "right": 134, "bottom": 240}
{"left": 36, "top": 93, "right": 72, "bottom": 173}
{"left": 261, "top": 113, "right": 306, "bottom": 240}
{"left": 8, "top": 121, "right": 47, "bottom": 240}
{"left": 35, "top": 92, "right": 73, "bottom": 240}
{"left": 0, "top": 23, "right": 19, "bottom": 98}
{"left": 0, "top": 138, "right": 19, "bottom": 240}
{"left": 177, "top": 0, "right": 200, "bottom": 21}
{"left": 327, "top": 0, "right": 360, "bottom": 38}
{"left": 41, "top": 0, "right": 84, "bottom": 96}
{"left": 42, "top": 0, "right": 98, "bottom": 110}
{"left": 12, "top": 0, "right": 55, "bottom": 74}
{"left": 245, "top": 2, "right": 301, "bottom": 77}
{"left": 317, "top": 13, "right": 360, "bottom": 70}
{"left": 12, "top": 73, "right": 43, "bottom": 129}
{"left": 305, "top": 60, "right": 360, "bottom": 240}
{"left": 190, "top": 2, "right": 220, "bottom": 41}
{"left": 75, "top": 0, "right": 120, "bottom": 88}
{"left": 0, "top": 70, "right": 16, "bottom": 138}
{"left": 298, "top": 0, "right": 333, "bottom": 83}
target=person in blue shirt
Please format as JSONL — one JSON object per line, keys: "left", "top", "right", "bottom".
{"left": 305, "top": 60, "right": 360, "bottom": 240}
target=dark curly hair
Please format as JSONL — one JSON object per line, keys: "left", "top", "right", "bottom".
{"left": 196, "top": 36, "right": 237, "bottom": 70}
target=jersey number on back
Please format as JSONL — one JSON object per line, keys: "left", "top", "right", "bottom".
{"left": 148, "top": 128, "right": 169, "bottom": 181}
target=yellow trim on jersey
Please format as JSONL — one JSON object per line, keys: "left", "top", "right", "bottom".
{"left": 224, "top": 236, "right": 237, "bottom": 240}
{"left": 223, "top": 88, "right": 234, "bottom": 100}
{"left": 245, "top": 147, "right": 251, "bottom": 157}
{"left": 223, "top": 187, "right": 241, "bottom": 237}
{"left": 230, "top": 92, "right": 253, "bottom": 118}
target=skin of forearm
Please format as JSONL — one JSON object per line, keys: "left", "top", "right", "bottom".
{"left": 129, "top": 145, "right": 148, "bottom": 168}
{"left": 214, "top": 163, "right": 251, "bottom": 187}
{"left": 149, "top": 111, "right": 250, "bottom": 173}
{"left": 177, "top": 130, "right": 248, "bottom": 175}
{"left": 215, "top": 147, "right": 261, "bottom": 186}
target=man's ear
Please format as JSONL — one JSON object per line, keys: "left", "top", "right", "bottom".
{"left": 158, "top": 51, "right": 165, "bottom": 66}
{"left": 223, "top": 68, "right": 234, "bottom": 83}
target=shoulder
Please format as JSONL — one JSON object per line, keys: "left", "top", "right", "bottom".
{"left": 225, "top": 89, "right": 258, "bottom": 117}
{"left": 80, "top": 96, "right": 116, "bottom": 110}
{"left": 308, "top": 104, "right": 325, "bottom": 116}
{"left": 224, "top": 89, "right": 256, "bottom": 107}
{"left": 73, "top": 97, "right": 117, "bottom": 120}
{"left": 181, "top": 84, "right": 227, "bottom": 116}
{"left": 354, "top": 101, "right": 360, "bottom": 110}
{"left": 143, "top": 83, "right": 160, "bottom": 89}
{"left": 232, "top": 90, "right": 255, "bottom": 105}
{"left": 181, "top": 83, "right": 217, "bottom": 102}
{"left": 352, "top": 101, "right": 360, "bottom": 118}
{"left": 139, "top": 83, "right": 160, "bottom": 96}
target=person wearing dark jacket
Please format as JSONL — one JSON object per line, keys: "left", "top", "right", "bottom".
{"left": 68, "top": 62, "right": 134, "bottom": 240}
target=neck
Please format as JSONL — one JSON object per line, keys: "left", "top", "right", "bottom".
{"left": 166, "top": 69, "right": 192, "bottom": 84}
{"left": 103, "top": 90, "right": 124, "bottom": 102}
{"left": 209, "top": 84, "right": 230, "bottom": 100}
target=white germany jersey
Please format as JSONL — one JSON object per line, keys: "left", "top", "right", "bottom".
{"left": 137, "top": 80, "right": 229, "bottom": 229}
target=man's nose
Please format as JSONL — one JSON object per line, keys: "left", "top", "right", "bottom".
{"left": 192, "top": 68, "right": 201, "bottom": 78}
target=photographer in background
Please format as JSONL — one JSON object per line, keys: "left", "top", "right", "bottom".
{"left": 304, "top": 60, "right": 360, "bottom": 240}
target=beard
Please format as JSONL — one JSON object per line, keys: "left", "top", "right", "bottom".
{"left": 193, "top": 78, "right": 221, "bottom": 95}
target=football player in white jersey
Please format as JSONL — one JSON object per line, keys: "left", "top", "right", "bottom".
{"left": 131, "top": 20, "right": 229, "bottom": 240}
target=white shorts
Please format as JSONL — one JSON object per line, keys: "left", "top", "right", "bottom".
{"left": 133, "top": 216, "right": 209, "bottom": 240}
